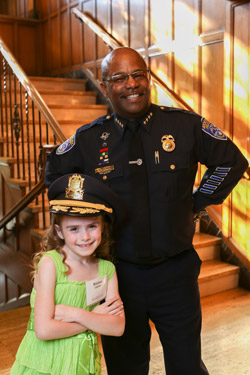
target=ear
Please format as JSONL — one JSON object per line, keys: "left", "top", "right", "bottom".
{"left": 100, "top": 81, "right": 109, "bottom": 99}
{"left": 54, "top": 224, "right": 64, "bottom": 240}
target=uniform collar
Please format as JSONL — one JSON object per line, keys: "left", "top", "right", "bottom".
{"left": 113, "top": 104, "right": 155, "bottom": 136}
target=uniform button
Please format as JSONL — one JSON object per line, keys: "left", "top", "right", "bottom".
{"left": 170, "top": 164, "right": 175, "bottom": 170}
{"left": 106, "top": 115, "right": 111, "bottom": 119}
{"left": 103, "top": 175, "right": 107, "bottom": 180}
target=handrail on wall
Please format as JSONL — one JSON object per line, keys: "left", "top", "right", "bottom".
{"left": 72, "top": 8, "right": 122, "bottom": 51}
{"left": 72, "top": 8, "right": 193, "bottom": 112}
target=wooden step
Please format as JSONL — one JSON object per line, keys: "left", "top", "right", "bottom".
{"left": 40, "top": 90, "right": 97, "bottom": 105}
{"left": 1, "top": 90, "right": 97, "bottom": 106}
{"left": 201, "top": 287, "right": 250, "bottom": 310}
{"left": 193, "top": 232, "right": 221, "bottom": 261}
{"left": 0, "top": 103, "right": 108, "bottom": 123}
{"left": 29, "top": 76, "right": 87, "bottom": 91}
{"left": 48, "top": 103, "right": 108, "bottom": 121}
{"left": 198, "top": 259, "right": 240, "bottom": 297}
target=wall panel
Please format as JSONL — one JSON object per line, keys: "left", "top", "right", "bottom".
{"left": 225, "top": 1, "right": 250, "bottom": 259}
{"left": 39, "top": 0, "right": 49, "bottom": 18}
{"left": 96, "top": 0, "right": 111, "bottom": 60}
{"left": 201, "top": 43, "right": 224, "bottom": 127}
{"left": 70, "top": 8, "right": 83, "bottom": 66}
{"left": 201, "top": 0, "right": 225, "bottom": 33}
{"left": 129, "top": 0, "right": 145, "bottom": 49}
{"left": 50, "top": 0, "right": 60, "bottom": 13}
{"left": 0, "top": 21, "right": 15, "bottom": 52}
{"left": 150, "top": 0, "right": 172, "bottom": 47}
{"left": 17, "top": 24, "right": 38, "bottom": 75}
{"left": 174, "top": 47, "right": 197, "bottom": 109}
{"left": 51, "top": 15, "right": 61, "bottom": 71}
{"left": 0, "top": 17, "right": 40, "bottom": 75}
{"left": 82, "top": 0, "right": 96, "bottom": 63}
{"left": 112, "top": 0, "right": 129, "bottom": 46}
{"left": 200, "top": 41, "right": 224, "bottom": 220}
{"left": 61, "top": 9, "right": 71, "bottom": 68}
{"left": 41, "top": 20, "right": 50, "bottom": 72}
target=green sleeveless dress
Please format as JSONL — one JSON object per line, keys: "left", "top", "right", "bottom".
{"left": 11, "top": 250, "right": 115, "bottom": 375}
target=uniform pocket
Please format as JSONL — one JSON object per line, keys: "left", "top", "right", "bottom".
{"left": 150, "top": 152, "right": 193, "bottom": 200}
{"left": 150, "top": 151, "right": 190, "bottom": 173}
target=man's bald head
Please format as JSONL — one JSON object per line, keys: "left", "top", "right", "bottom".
{"left": 101, "top": 47, "right": 147, "bottom": 81}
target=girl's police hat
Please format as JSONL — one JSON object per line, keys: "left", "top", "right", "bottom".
{"left": 48, "top": 173, "right": 122, "bottom": 224}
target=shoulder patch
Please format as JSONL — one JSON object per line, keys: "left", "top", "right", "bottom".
{"left": 201, "top": 118, "right": 227, "bottom": 141}
{"left": 56, "top": 134, "right": 76, "bottom": 155}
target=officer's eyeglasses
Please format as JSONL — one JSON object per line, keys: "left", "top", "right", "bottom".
{"left": 103, "top": 69, "right": 150, "bottom": 85}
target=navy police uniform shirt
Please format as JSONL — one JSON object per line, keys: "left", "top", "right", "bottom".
{"left": 45, "top": 104, "right": 248, "bottom": 263}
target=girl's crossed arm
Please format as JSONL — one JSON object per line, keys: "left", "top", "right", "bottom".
{"left": 34, "top": 256, "right": 87, "bottom": 340}
{"left": 54, "top": 271, "right": 125, "bottom": 337}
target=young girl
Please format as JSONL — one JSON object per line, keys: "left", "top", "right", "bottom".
{"left": 11, "top": 173, "right": 125, "bottom": 375}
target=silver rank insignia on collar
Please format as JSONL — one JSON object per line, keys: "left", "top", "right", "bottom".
{"left": 161, "top": 135, "right": 175, "bottom": 152}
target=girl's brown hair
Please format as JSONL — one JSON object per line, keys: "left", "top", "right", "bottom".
{"left": 31, "top": 213, "right": 113, "bottom": 280}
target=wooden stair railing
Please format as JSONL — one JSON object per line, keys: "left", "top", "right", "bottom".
{"left": 0, "top": 37, "right": 66, "bottom": 240}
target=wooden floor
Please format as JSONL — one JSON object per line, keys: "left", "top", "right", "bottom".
{"left": 1, "top": 288, "right": 250, "bottom": 375}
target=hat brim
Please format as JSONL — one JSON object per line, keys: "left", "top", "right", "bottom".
{"left": 49, "top": 199, "right": 113, "bottom": 218}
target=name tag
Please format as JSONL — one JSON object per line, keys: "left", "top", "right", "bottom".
{"left": 86, "top": 275, "right": 108, "bottom": 306}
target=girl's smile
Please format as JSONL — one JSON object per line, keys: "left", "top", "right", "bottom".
{"left": 55, "top": 215, "right": 103, "bottom": 261}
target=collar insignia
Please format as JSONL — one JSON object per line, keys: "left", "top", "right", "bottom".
{"left": 115, "top": 117, "right": 125, "bottom": 128}
{"left": 143, "top": 112, "right": 153, "bottom": 125}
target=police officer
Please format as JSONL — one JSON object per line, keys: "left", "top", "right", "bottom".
{"left": 45, "top": 47, "right": 248, "bottom": 375}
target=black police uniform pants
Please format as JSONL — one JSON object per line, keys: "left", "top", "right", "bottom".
{"left": 101, "top": 248, "right": 209, "bottom": 375}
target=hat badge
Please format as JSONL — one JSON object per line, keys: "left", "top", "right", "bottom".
{"left": 65, "top": 174, "right": 85, "bottom": 200}
{"left": 161, "top": 135, "right": 175, "bottom": 152}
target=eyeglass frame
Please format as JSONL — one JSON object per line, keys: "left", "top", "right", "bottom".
{"left": 103, "top": 69, "right": 151, "bottom": 85}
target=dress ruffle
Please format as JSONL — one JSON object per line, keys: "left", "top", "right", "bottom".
{"left": 12, "top": 330, "right": 101, "bottom": 375}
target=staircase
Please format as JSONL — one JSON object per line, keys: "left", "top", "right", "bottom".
{"left": 29, "top": 76, "right": 108, "bottom": 138}
{"left": 0, "top": 75, "right": 242, "bottom": 311}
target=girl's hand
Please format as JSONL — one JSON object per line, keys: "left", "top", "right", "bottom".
{"left": 93, "top": 297, "right": 124, "bottom": 316}
{"left": 54, "top": 304, "right": 76, "bottom": 323}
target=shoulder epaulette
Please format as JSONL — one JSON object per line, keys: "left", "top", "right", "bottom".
{"left": 78, "top": 113, "right": 113, "bottom": 133}
{"left": 159, "top": 106, "right": 198, "bottom": 116}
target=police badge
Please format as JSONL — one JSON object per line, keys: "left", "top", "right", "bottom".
{"left": 161, "top": 135, "right": 175, "bottom": 152}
